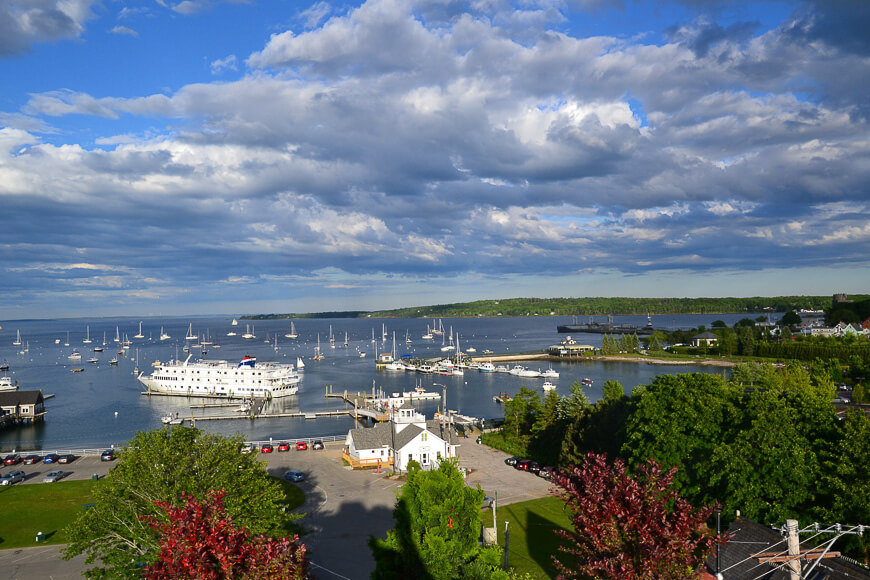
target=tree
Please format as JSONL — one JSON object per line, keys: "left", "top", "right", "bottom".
{"left": 853, "top": 383, "right": 867, "bottom": 404}
{"left": 502, "top": 387, "right": 541, "bottom": 439}
{"left": 369, "top": 460, "right": 505, "bottom": 579}
{"left": 64, "top": 426, "right": 296, "bottom": 579}
{"left": 602, "top": 380, "right": 624, "bottom": 402}
{"left": 552, "top": 453, "right": 719, "bottom": 579}
{"left": 780, "top": 310, "right": 801, "bottom": 327}
{"left": 711, "top": 320, "right": 726, "bottom": 328}
{"left": 142, "top": 490, "right": 308, "bottom": 579}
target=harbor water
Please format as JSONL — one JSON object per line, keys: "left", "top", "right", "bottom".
{"left": 0, "top": 313, "right": 749, "bottom": 450}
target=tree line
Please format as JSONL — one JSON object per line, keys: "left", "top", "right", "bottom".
{"left": 487, "top": 364, "right": 870, "bottom": 562}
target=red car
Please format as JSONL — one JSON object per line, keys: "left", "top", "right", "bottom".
{"left": 3, "top": 454, "right": 21, "bottom": 465}
{"left": 260, "top": 444, "right": 273, "bottom": 453}
{"left": 515, "top": 459, "right": 531, "bottom": 471}
{"left": 277, "top": 442, "right": 290, "bottom": 452}
{"left": 296, "top": 441, "right": 308, "bottom": 451}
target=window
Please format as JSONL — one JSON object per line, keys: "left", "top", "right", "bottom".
{"left": 421, "top": 432, "right": 427, "bottom": 442}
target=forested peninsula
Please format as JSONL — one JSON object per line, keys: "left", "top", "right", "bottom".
{"left": 244, "top": 295, "right": 850, "bottom": 320}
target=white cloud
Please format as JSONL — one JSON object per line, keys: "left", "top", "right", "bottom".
{"left": 109, "top": 25, "right": 138, "bottom": 37}
{"left": 210, "top": 54, "right": 238, "bottom": 74}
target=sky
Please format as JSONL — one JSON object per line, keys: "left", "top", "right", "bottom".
{"left": 1, "top": 0, "right": 869, "bottom": 319}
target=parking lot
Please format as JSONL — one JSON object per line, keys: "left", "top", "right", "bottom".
{"left": 0, "top": 440, "right": 555, "bottom": 579}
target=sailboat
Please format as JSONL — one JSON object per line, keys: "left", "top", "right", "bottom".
{"left": 102, "top": 331, "right": 107, "bottom": 346}
{"left": 231, "top": 318, "right": 238, "bottom": 326}
{"left": 94, "top": 332, "right": 105, "bottom": 352}
{"left": 329, "top": 325, "right": 335, "bottom": 347}
{"left": 273, "top": 334, "right": 278, "bottom": 352}
{"left": 313, "top": 334, "right": 324, "bottom": 361}
{"left": 185, "top": 323, "right": 197, "bottom": 340}
{"left": 160, "top": 327, "right": 171, "bottom": 341}
{"left": 242, "top": 324, "right": 254, "bottom": 339}
{"left": 134, "top": 321, "right": 144, "bottom": 339}
{"left": 432, "top": 319, "right": 444, "bottom": 336}
{"left": 371, "top": 328, "right": 376, "bottom": 343}
{"left": 422, "top": 322, "right": 433, "bottom": 340}
{"left": 64, "top": 331, "right": 70, "bottom": 347}
{"left": 296, "top": 356, "right": 305, "bottom": 371}
{"left": 114, "top": 327, "right": 120, "bottom": 343}
{"left": 285, "top": 321, "right": 298, "bottom": 339}
{"left": 83, "top": 326, "right": 92, "bottom": 344}
{"left": 12, "top": 330, "right": 21, "bottom": 346}
{"left": 344, "top": 332, "right": 348, "bottom": 347}
{"left": 382, "top": 323, "right": 387, "bottom": 342}
{"left": 405, "top": 329, "right": 412, "bottom": 344}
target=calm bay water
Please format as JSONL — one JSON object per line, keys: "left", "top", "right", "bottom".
{"left": 0, "top": 313, "right": 748, "bottom": 451}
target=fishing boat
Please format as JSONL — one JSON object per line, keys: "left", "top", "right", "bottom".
{"left": 93, "top": 345, "right": 104, "bottom": 353}
{"left": 87, "top": 357, "right": 99, "bottom": 364}
{"left": 518, "top": 368, "right": 542, "bottom": 378}
{"left": 285, "top": 321, "right": 298, "bottom": 339}
{"left": 108, "top": 358, "right": 118, "bottom": 365}
{"left": 541, "top": 367, "right": 559, "bottom": 378}
{"left": 0, "top": 375, "right": 17, "bottom": 392}
{"left": 542, "top": 381, "right": 556, "bottom": 392}
{"left": 478, "top": 361, "right": 496, "bottom": 372}
{"left": 68, "top": 350, "right": 82, "bottom": 361}
{"left": 582, "top": 377, "right": 593, "bottom": 385}
{"left": 466, "top": 346, "right": 476, "bottom": 353}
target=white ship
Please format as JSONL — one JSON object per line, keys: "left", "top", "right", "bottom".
{"left": 138, "top": 355, "right": 300, "bottom": 398}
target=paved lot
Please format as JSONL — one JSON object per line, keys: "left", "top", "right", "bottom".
{"left": 0, "top": 440, "right": 553, "bottom": 579}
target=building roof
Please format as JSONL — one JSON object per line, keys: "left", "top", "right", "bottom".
{"left": 394, "top": 423, "right": 423, "bottom": 450}
{"left": 0, "top": 391, "right": 44, "bottom": 406}
{"left": 693, "top": 332, "right": 718, "bottom": 340}
{"left": 348, "top": 422, "right": 393, "bottom": 450}
{"left": 706, "top": 517, "right": 870, "bottom": 580}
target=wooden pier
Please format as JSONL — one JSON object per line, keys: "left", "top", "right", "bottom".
{"left": 325, "top": 386, "right": 391, "bottom": 422}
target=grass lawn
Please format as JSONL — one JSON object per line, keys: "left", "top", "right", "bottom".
{"left": 486, "top": 496, "right": 572, "bottom": 579}
{"left": 0, "top": 476, "right": 307, "bottom": 551}
{"left": 0, "top": 480, "right": 98, "bottom": 549}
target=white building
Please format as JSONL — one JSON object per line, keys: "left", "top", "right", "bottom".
{"left": 345, "top": 403, "right": 460, "bottom": 471}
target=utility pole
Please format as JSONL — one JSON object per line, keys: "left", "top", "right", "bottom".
{"left": 786, "top": 519, "right": 801, "bottom": 580}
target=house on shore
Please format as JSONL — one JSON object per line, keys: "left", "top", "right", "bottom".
{"left": 0, "top": 391, "right": 46, "bottom": 428}
{"left": 691, "top": 332, "right": 719, "bottom": 348}
{"left": 345, "top": 403, "right": 459, "bottom": 471}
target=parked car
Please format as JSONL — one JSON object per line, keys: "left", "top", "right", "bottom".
{"left": 0, "top": 470, "right": 25, "bottom": 485}
{"left": 538, "top": 466, "right": 556, "bottom": 480}
{"left": 23, "top": 455, "right": 40, "bottom": 465}
{"left": 504, "top": 456, "right": 519, "bottom": 466}
{"left": 58, "top": 454, "right": 76, "bottom": 464}
{"left": 100, "top": 449, "right": 116, "bottom": 461}
{"left": 4, "top": 454, "right": 21, "bottom": 465}
{"left": 241, "top": 443, "right": 254, "bottom": 454}
{"left": 312, "top": 440, "right": 324, "bottom": 450}
{"left": 284, "top": 470, "right": 305, "bottom": 482}
{"left": 277, "top": 442, "right": 290, "bottom": 452}
{"left": 260, "top": 444, "right": 273, "bottom": 453}
{"left": 43, "top": 454, "right": 59, "bottom": 464}
{"left": 481, "top": 495, "right": 495, "bottom": 509}
{"left": 527, "top": 461, "right": 541, "bottom": 475}
{"left": 43, "top": 470, "right": 66, "bottom": 483}
{"left": 515, "top": 459, "right": 531, "bottom": 471}
{"left": 296, "top": 441, "right": 308, "bottom": 451}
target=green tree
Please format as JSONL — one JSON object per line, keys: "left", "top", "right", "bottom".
{"left": 621, "top": 374, "right": 739, "bottom": 507}
{"left": 369, "top": 460, "right": 504, "bottom": 579}
{"left": 502, "top": 387, "right": 541, "bottom": 439}
{"left": 647, "top": 331, "right": 666, "bottom": 351}
{"left": 64, "top": 427, "right": 295, "bottom": 579}
{"left": 602, "top": 380, "right": 624, "bottom": 402}
{"left": 780, "top": 310, "right": 801, "bottom": 326}
{"left": 853, "top": 383, "right": 867, "bottom": 404}
{"left": 711, "top": 320, "right": 727, "bottom": 328}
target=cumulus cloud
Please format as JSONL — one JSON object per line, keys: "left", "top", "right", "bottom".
{"left": 109, "top": 25, "right": 138, "bottom": 37}
{"left": 0, "top": 0, "right": 96, "bottom": 57}
{"left": 2, "top": 0, "right": 870, "bottom": 313}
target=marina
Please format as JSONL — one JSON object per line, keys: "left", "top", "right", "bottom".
{"left": 0, "top": 313, "right": 744, "bottom": 450}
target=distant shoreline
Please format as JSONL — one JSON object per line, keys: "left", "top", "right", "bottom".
{"left": 471, "top": 352, "right": 735, "bottom": 367}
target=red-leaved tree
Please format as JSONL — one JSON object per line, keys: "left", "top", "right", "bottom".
{"left": 141, "top": 489, "right": 309, "bottom": 580}
{"left": 552, "top": 453, "right": 721, "bottom": 579}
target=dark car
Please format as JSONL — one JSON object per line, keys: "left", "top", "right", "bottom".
{"left": 527, "top": 461, "right": 541, "bottom": 475}
{"left": 481, "top": 495, "right": 495, "bottom": 509}
{"left": 504, "top": 456, "right": 519, "bottom": 466}
{"left": 43, "top": 454, "right": 60, "bottom": 464}
{"left": 4, "top": 454, "right": 21, "bottom": 465}
{"left": 260, "top": 444, "right": 273, "bottom": 453}
{"left": 23, "top": 455, "right": 40, "bottom": 465}
{"left": 312, "top": 440, "right": 324, "bottom": 450}
{"left": 515, "top": 459, "right": 531, "bottom": 471}
{"left": 100, "top": 449, "right": 116, "bottom": 461}
{"left": 58, "top": 454, "right": 76, "bottom": 464}
{"left": 284, "top": 470, "right": 305, "bottom": 482}
{"left": 277, "top": 442, "right": 290, "bottom": 452}
{"left": 296, "top": 441, "right": 308, "bottom": 451}
{"left": 538, "top": 466, "right": 556, "bottom": 479}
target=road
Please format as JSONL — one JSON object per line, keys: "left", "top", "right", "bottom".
{"left": 0, "top": 440, "right": 555, "bottom": 579}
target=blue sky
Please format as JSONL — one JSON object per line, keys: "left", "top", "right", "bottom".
{"left": 1, "top": 0, "right": 869, "bottom": 319}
